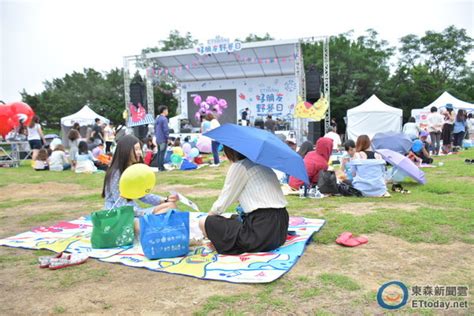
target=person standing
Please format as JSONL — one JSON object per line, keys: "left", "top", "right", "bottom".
{"left": 27, "top": 115, "right": 46, "bottom": 161}
{"left": 441, "top": 104, "right": 455, "bottom": 153}
{"left": 264, "top": 115, "right": 276, "bottom": 134}
{"left": 452, "top": 109, "right": 467, "bottom": 150}
{"left": 324, "top": 126, "right": 342, "bottom": 150}
{"left": 91, "top": 118, "right": 104, "bottom": 145}
{"left": 241, "top": 108, "right": 249, "bottom": 126}
{"left": 103, "top": 122, "right": 115, "bottom": 154}
{"left": 207, "top": 113, "right": 221, "bottom": 166}
{"left": 427, "top": 106, "right": 443, "bottom": 155}
{"left": 154, "top": 105, "right": 170, "bottom": 171}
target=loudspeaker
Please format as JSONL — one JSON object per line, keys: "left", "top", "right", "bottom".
{"left": 305, "top": 66, "right": 321, "bottom": 102}
{"left": 129, "top": 81, "right": 147, "bottom": 110}
{"left": 308, "top": 121, "right": 323, "bottom": 144}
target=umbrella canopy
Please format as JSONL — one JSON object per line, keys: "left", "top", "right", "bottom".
{"left": 204, "top": 124, "right": 309, "bottom": 184}
{"left": 372, "top": 131, "right": 412, "bottom": 154}
{"left": 376, "top": 149, "right": 426, "bottom": 184}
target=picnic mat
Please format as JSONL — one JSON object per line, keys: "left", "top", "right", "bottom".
{"left": 0, "top": 213, "right": 325, "bottom": 283}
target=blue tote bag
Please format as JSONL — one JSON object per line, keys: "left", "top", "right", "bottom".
{"left": 139, "top": 210, "right": 190, "bottom": 259}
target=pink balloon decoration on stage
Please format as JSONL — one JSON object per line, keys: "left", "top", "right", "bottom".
{"left": 193, "top": 95, "right": 202, "bottom": 105}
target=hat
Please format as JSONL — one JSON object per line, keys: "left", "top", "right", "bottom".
{"left": 445, "top": 103, "right": 453, "bottom": 110}
{"left": 412, "top": 140, "right": 423, "bottom": 153}
{"left": 420, "top": 131, "right": 429, "bottom": 137}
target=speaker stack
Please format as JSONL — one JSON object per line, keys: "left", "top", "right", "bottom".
{"left": 305, "top": 66, "right": 323, "bottom": 144}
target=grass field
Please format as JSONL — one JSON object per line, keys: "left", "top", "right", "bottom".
{"left": 0, "top": 150, "right": 473, "bottom": 315}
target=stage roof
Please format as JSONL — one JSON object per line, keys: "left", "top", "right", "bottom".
{"left": 145, "top": 39, "right": 300, "bottom": 82}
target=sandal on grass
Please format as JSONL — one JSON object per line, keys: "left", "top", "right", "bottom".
{"left": 38, "top": 252, "right": 68, "bottom": 268}
{"left": 48, "top": 253, "right": 89, "bottom": 270}
{"left": 336, "top": 233, "right": 368, "bottom": 247}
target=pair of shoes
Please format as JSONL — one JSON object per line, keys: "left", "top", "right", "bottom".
{"left": 336, "top": 232, "right": 368, "bottom": 247}
{"left": 47, "top": 253, "right": 89, "bottom": 270}
{"left": 38, "top": 252, "right": 68, "bottom": 268}
{"left": 391, "top": 184, "right": 410, "bottom": 194}
{"left": 465, "top": 159, "right": 474, "bottom": 164}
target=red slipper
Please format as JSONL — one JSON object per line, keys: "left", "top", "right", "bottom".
{"left": 339, "top": 236, "right": 369, "bottom": 247}
{"left": 48, "top": 254, "right": 89, "bottom": 270}
{"left": 336, "top": 232, "right": 353, "bottom": 245}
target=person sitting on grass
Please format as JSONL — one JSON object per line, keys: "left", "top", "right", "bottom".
{"left": 75, "top": 141, "right": 98, "bottom": 173}
{"left": 48, "top": 144, "right": 71, "bottom": 171}
{"left": 288, "top": 137, "right": 333, "bottom": 190}
{"left": 102, "top": 135, "right": 178, "bottom": 217}
{"left": 340, "top": 139, "right": 356, "bottom": 182}
{"left": 351, "top": 135, "right": 389, "bottom": 197}
{"left": 33, "top": 148, "right": 49, "bottom": 171}
{"left": 409, "top": 139, "right": 432, "bottom": 165}
{"left": 198, "top": 145, "right": 289, "bottom": 254}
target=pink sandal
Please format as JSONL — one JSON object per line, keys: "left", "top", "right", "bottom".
{"left": 38, "top": 252, "right": 68, "bottom": 268}
{"left": 336, "top": 232, "right": 368, "bottom": 247}
{"left": 48, "top": 253, "right": 89, "bottom": 270}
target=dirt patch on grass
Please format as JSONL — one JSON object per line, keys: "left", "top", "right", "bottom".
{"left": 0, "top": 201, "right": 93, "bottom": 238}
{"left": 1, "top": 183, "right": 96, "bottom": 200}
{"left": 336, "top": 202, "right": 421, "bottom": 216}
{"left": 299, "top": 233, "right": 474, "bottom": 290}
{"left": 0, "top": 247, "right": 257, "bottom": 315}
{"left": 159, "top": 184, "right": 221, "bottom": 197}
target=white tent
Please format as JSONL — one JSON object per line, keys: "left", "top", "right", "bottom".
{"left": 347, "top": 95, "right": 403, "bottom": 140}
{"left": 411, "top": 91, "right": 474, "bottom": 123}
{"left": 60, "top": 105, "right": 109, "bottom": 127}
{"left": 60, "top": 105, "right": 109, "bottom": 147}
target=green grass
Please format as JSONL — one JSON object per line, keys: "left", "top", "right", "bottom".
{"left": 0, "top": 149, "right": 473, "bottom": 315}
{"left": 318, "top": 273, "right": 361, "bottom": 291}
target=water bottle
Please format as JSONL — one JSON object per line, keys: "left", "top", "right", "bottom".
{"left": 299, "top": 186, "right": 306, "bottom": 198}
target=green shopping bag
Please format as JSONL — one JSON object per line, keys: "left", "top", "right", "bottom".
{"left": 91, "top": 205, "right": 135, "bottom": 249}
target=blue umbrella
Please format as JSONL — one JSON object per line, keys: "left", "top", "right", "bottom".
{"left": 204, "top": 124, "right": 309, "bottom": 184}
{"left": 372, "top": 131, "right": 413, "bottom": 155}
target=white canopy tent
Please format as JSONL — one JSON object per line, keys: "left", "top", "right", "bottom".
{"left": 60, "top": 105, "right": 109, "bottom": 127}
{"left": 347, "top": 95, "right": 403, "bottom": 140}
{"left": 411, "top": 91, "right": 474, "bottom": 123}
{"left": 60, "top": 105, "right": 109, "bottom": 146}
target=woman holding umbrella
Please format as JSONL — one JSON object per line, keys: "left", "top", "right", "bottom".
{"left": 199, "top": 145, "right": 289, "bottom": 255}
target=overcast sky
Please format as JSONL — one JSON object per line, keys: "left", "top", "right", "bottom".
{"left": 1, "top": 0, "right": 473, "bottom": 102}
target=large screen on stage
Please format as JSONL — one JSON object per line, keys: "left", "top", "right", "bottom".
{"left": 180, "top": 75, "right": 299, "bottom": 126}
{"left": 187, "top": 89, "right": 237, "bottom": 127}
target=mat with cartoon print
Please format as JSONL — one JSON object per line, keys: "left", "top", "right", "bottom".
{"left": 0, "top": 213, "right": 325, "bottom": 283}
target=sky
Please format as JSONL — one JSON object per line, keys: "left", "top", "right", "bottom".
{"left": 1, "top": 0, "right": 473, "bottom": 102}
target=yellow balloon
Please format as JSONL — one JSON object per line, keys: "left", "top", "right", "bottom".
{"left": 172, "top": 147, "right": 184, "bottom": 157}
{"left": 119, "top": 163, "right": 156, "bottom": 199}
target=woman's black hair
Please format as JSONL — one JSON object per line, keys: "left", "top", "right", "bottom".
{"left": 78, "top": 141, "right": 88, "bottom": 154}
{"left": 223, "top": 145, "right": 246, "bottom": 162}
{"left": 297, "top": 141, "right": 314, "bottom": 158}
{"left": 102, "top": 135, "right": 141, "bottom": 198}
{"left": 408, "top": 117, "right": 416, "bottom": 123}
{"left": 456, "top": 109, "right": 466, "bottom": 122}
{"left": 430, "top": 106, "right": 438, "bottom": 113}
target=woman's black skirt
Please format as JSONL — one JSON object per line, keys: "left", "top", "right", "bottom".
{"left": 205, "top": 207, "right": 289, "bottom": 255}
{"left": 441, "top": 123, "right": 453, "bottom": 144}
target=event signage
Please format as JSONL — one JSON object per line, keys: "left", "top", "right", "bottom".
{"left": 195, "top": 36, "right": 242, "bottom": 55}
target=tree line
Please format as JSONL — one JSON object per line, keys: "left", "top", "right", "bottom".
{"left": 21, "top": 27, "right": 473, "bottom": 129}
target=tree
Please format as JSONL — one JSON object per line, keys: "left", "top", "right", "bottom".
{"left": 302, "top": 30, "right": 394, "bottom": 129}
{"left": 388, "top": 25, "right": 473, "bottom": 120}
{"left": 237, "top": 33, "right": 274, "bottom": 43}
{"left": 21, "top": 68, "right": 124, "bottom": 128}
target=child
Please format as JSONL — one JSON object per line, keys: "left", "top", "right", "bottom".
{"left": 34, "top": 148, "right": 49, "bottom": 171}
{"left": 75, "top": 141, "right": 97, "bottom": 173}
{"left": 102, "top": 135, "right": 178, "bottom": 217}
{"left": 49, "top": 144, "right": 71, "bottom": 171}
{"left": 171, "top": 138, "right": 184, "bottom": 157}
{"left": 67, "top": 129, "right": 80, "bottom": 169}
{"left": 340, "top": 140, "right": 356, "bottom": 181}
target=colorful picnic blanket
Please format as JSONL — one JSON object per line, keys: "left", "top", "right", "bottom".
{"left": 0, "top": 213, "right": 325, "bottom": 283}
